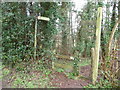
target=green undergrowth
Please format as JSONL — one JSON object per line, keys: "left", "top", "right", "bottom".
{"left": 2, "top": 58, "right": 91, "bottom": 88}
{"left": 54, "top": 58, "right": 91, "bottom": 80}
{"left": 53, "top": 58, "right": 91, "bottom": 72}
{"left": 84, "top": 78, "right": 119, "bottom": 88}
{"left": 78, "top": 58, "right": 91, "bottom": 67}
{"left": 11, "top": 72, "right": 52, "bottom": 88}
{"left": 0, "top": 63, "right": 10, "bottom": 79}
{"left": 54, "top": 67, "right": 77, "bottom": 79}
{"left": 2, "top": 60, "right": 56, "bottom": 88}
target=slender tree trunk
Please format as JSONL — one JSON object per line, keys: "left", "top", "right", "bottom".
{"left": 61, "top": 2, "right": 68, "bottom": 55}
{"left": 101, "top": 1, "right": 111, "bottom": 76}
{"left": 101, "top": 20, "right": 106, "bottom": 61}
{"left": 106, "top": 17, "right": 120, "bottom": 57}
{"left": 82, "top": 40, "right": 87, "bottom": 57}
{"left": 118, "top": 1, "right": 120, "bottom": 34}
{"left": 70, "top": 8, "right": 74, "bottom": 48}
{"left": 111, "top": 2, "right": 116, "bottom": 30}
{"left": 68, "top": 5, "right": 73, "bottom": 55}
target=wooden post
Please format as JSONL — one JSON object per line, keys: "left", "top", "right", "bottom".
{"left": 34, "top": 18, "right": 37, "bottom": 60}
{"left": 91, "top": 48, "right": 95, "bottom": 82}
{"left": 34, "top": 16, "right": 50, "bottom": 60}
{"left": 92, "top": 7, "right": 102, "bottom": 84}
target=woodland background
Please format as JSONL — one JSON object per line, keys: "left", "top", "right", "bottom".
{"left": 1, "top": 0, "right": 120, "bottom": 88}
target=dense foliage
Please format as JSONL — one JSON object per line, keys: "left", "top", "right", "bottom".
{"left": 2, "top": 2, "right": 60, "bottom": 66}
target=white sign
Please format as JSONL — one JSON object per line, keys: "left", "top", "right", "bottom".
{"left": 37, "top": 16, "right": 50, "bottom": 21}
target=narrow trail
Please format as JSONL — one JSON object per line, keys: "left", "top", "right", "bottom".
{"left": 2, "top": 65, "right": 92, "bottom": 88}
{"left": 50, "top": 65, "right": 91, "bottom": 88}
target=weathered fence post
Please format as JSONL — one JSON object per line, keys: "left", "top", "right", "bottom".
{"left": 91, "top": 48, "right": 95, "bottom": 81}
{"left": 34, "top": 18, "right": 37, "bottom": 60}
{"left": 92, "top": 7, "right": 102, "bottom": 84}
{"left": 34, "top": 16, "right": 50, "bottom": 60}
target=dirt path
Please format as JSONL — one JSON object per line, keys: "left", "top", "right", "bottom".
{"left": 2, "top": 65, "right": 92, "bottom": 88}
{"left": 50, "top": 65, "right": 91, "bottom": 88}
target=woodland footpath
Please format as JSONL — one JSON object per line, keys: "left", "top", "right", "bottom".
{"left": 1, "top": 1, "right": 120, "bottom": 88}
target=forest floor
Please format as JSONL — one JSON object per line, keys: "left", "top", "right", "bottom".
{"left": 1, "top": 60, "right": 92, "bottom": 88}
{"left": 50, "top": 65, "right": 91, "bottom": 88}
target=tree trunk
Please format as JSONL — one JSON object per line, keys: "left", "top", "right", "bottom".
{"left": 118, "top": 1, "right": 120, "bottom": 35}
{"left": 106, "top": 17, "right": 120, "bottom": 57}
{"left": 82, "top": 40, "right": 87, "bottom": 57}
{"left": 111, "top": 2, "right": 116, "bottom": 30}
{"left": 61, "top": 2, "right": 68, "bottom": 55}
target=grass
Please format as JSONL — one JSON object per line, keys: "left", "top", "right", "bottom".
{"left": 53, "top": 58, "right": 91, "bottom": 73}
{"left": 11, "top": 70, "right": 53, "bottom": 88}
{"left": 11, "top": 68, "right": 53, "bottom": 88}
{"left": 84, "top": 78, "right": 114, "bottom": 88}
{"left": 2, "top": 60, "right": 55, "bottom": 88}
{"left": 78, "top": 59, "right": 91, "bottom": 67}
{"left": 0, "top": 62, "right": 10, "bottom": 79}
{"left": 2, "top": 68, "right": 10, "bottom": 76}
{"left": 12, "top": 74, "right": 38, "bottom": 88}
